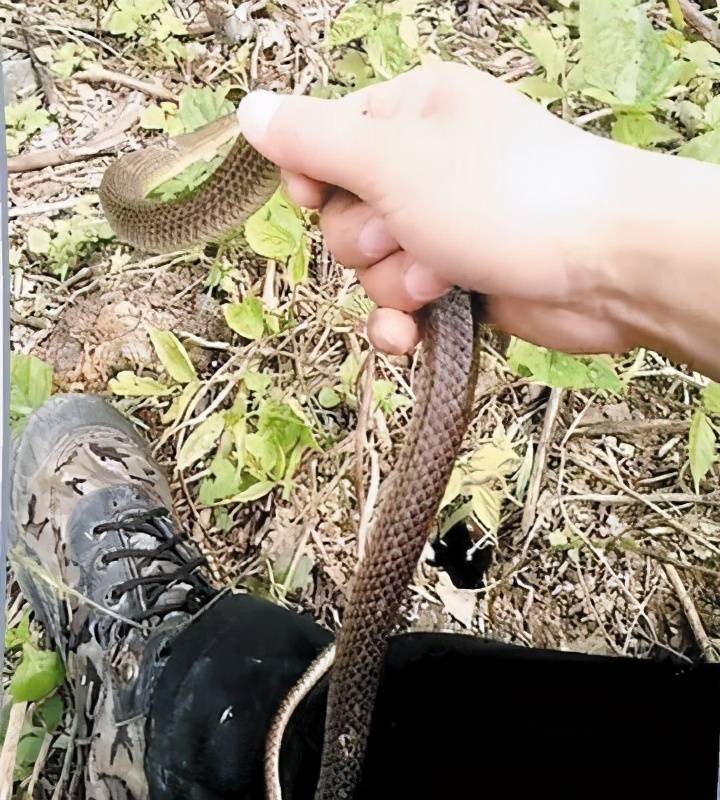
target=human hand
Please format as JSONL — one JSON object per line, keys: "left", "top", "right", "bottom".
{"left": 237, "top": 62, "right": 720, "bottom": 379}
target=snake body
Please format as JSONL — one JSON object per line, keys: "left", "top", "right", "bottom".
{"left": 100, "top": 112, "right": 484, "bottom": 800}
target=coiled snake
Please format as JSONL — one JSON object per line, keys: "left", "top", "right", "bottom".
{"left": 100, "top": 111, "right": 486, "bottom": 800}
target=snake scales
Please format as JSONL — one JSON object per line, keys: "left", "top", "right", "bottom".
{"left": 100, "top": 111, "right": 486, "bottom": 800}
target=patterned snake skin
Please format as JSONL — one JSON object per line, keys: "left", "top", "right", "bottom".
{"left": 99, "top": 116, "right": 485, "bottom": 800}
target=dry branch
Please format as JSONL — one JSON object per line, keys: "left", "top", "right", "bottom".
{"left": 678, "top": 0, "right": 720, "bottom": 49}
{"left": 522, "top": 388, "right": 563, "bottom": 534}
{"left": 0, "top": 702, "right": 28, "bottom": 800}
{"left": 8, "top": 102, "right": 141, "bottom": 173}
{"left": 74, "top": 63, "right": 178, "bottom": 103}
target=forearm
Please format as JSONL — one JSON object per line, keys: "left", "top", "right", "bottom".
{"left": 597, "top": 144, "right": 720, "bottom": 380}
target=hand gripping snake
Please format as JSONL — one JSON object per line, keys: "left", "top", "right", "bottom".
{"left": 100, "top": 111, "right": 487, "bottom": 800}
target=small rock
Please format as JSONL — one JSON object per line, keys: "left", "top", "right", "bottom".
{"left": 2, "top": 57, "right": 38, "bottom": 103}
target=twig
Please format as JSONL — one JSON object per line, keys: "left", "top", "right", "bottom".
{"left": 0, "top": 702, "right": 28, "bottom": 800}
{"left": 573, "top": 418, "right": 689, "bottom": 437}
{"left": 664, "top": 564, "right": 719, "bottom": 662}
{"left": 9, "top": 138, "right": 122, "bottom": 173}
{"left": 51, "top": 709, "right": 78, "bottom": 800}
{"left": 356, "top": 448, "right": 380, "bottom": 560}
{"left": 614, "top": 539, "right": 720, "bottom": 580}
{"left": 565, "top": 491, "right": 719, "bottom": 506}
{"left": 74, "top": 62, "right": 178, "bottom": 102}
{"left": 353, "top": 350, "right": 376, "bottom": 542}
{"left": 9, "top": 193, "right": 99, "bottom": 219}
{"left": 569, "top": 454, "right": 720, "bottom": 556}
{"left": 8, "top": 102, "right": 141, "bottom": 173}
{"left": 677, "top": 0, "right": 720, "bottom": 49}
{"left": 22, "top": 27, "right": 60, "bottom": 109}
{"left": 521, "top": 388, "right": 563, "bottom": 534}
{"left": 0, "top": 35, "right": 28, "bottom": 51}
{"left": 574, "top": 108, "right": 614, "bottom": 127}
{"left": 27, "top": 732, "right": 52, "bottom": 797}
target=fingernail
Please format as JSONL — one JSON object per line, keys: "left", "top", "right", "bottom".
{"left": 404, "top": 263, "right": 451, "bottom": 303}
{"left": 237, "top": 90, "right": 282, "bottom": 145}
{"left": 358, "top": 217, "right": 396, "bottom": 259}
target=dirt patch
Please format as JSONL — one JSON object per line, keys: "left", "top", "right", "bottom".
{"left": 37, "top": 266, "right": 231, "bottom": 390}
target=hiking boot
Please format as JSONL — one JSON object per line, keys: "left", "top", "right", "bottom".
{"left": 9, "top": 394, "right": 216, "bottom": 800}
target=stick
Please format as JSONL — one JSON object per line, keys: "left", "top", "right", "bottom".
{"left": 8, "top": 137, "right": 123, "bottom": 173}
{"left": 521, "top": 388, "right": 563, "bottom": 534}
{"left": 74, "top": 62, "right": 178, "bottom": 102}
{"left": 8, "top": 102, "right": 141, "bottom": 173}
{"left": 0, "top": 702, "right": 28, "bottom": 800}
{"left": 0, "top": 35, "right": 28, "bottom": 51}
{"left": 677, "top": 0, "right": 720, "bottom": 49}
{"left": 9, "top": 194, "right": 99, "bottom": 219}
{"left": 664, "top": 564, "right": 719, "bottom": 662}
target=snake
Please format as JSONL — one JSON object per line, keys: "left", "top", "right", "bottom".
{"left": 100, "top": 110, "right": 486, "bottom": 800}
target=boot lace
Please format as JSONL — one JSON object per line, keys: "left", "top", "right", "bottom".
{"left": 93, "top": 507, "right": 212, "bottom": 621}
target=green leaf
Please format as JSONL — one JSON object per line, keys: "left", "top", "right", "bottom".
{"left": 10, "top": 353, "right": 53, "bottom": 425}
{"left": 689, "top": 409, "right": 717, "bottom": 492}
{"left": 288, "top": 238, "right": 311, "bottom": 287}
{"left": 178, "top": 413, "right": 226, "bottom": 470}
{"left": 682, "top": 41, "right": 720, "bottom": 74}
{"left": 702, "top": 383, "right": 720, "bottom": 415}
{"left": 37, "top": 694, "right": 64, "bottom": 733}
{"left": 153, "top": 8, "right": 187, "bottom": 38}
{"left": 242, "top": 370, "right": 272, "bottom": 394}
{"left": 520, "top": 22, "right": 566, "bottom": 83}
{"left": 340, "top": 352, "right": 362, "bottom": 392}
{"left": 329, "top": 2, "right": 377, "bottom": 46}
{"left": 5, "top": 610, "right": 32, "bottom": 650}
{"left": 139, "top": 104, "right": 167, "bottom": 130}
{"left": 365, "top": 14, "right": 412, "bottom": 79}
{"left": 244, "top": 189, "right": 305, "bottom": 261}
{"left": 150, "top": 156, "right": 223, "bottom": 202}
{"left": 318, "top": 386, "right": 342, "bottom": 409}
{"left": 27, "top": 226, "right": 51, "bottom": 254}
{"left": 440, "top": 467, "right": 464, "bottom": 511}
{"left": 578, "top": 0, "right": 678, "bottom": 110}
{"left": 176, "top": 86, "right": 234, "bottom": 134}
{"left": 106, "top": 9, "right": 139, "bottom": 36}
{"left": 515, "top": 76, "right": 565, "bottom": 102}
{"left": 679, "top": 129, "right": 720, "bottom": 164}
{"left": 705, "top": 96, "right": 720, "bottom": 128}
{"left": 334, "top": 49, "right": 374, "bottom": 88}
{"left": 224, "top": 297, "right": 266, "bottom": 340}
{"left": 198, "top": 456, "right": 242, "bottom": 505}
{"left": 109, "top": 371, "right": 172, "bottom": 397}
{"left": 161, "top": 380, "right": 201, "bottom": 424}
{"left": 147, "top": 327, "right": 197, "bottom": 383}
{"left": 667, "top": 0, "right": 684, "bottom": 29}
{"left": 15, "top": 729, "right": 45, "bottom": 780}
{"left": 10, "top": 644, "right": 65, "bottom": 702}
{"left": 227, "top": 479, "right": 276, "bottom": 504}
{"left": 471, "top": 485, "right": 503, "bottom": 533}
{"left": 611, "top": 113, "right": 678, "bottom": 147}
{"left": 585, "top": 356, "right": 624, "bottom": 393}
{"left": 507, "top": 339, "right": 622, "bottom": 392}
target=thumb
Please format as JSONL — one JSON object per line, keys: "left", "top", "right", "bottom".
{"left": 236, "top": 90, "right": 388, "bottom": 199}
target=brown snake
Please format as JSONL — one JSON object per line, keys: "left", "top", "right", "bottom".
{"left": 100, "top": 111, "right": 486, "bottom": 800}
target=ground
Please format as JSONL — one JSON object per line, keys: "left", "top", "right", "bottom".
{"left": 3, "top": 0, "right": 720, "bottom": 796}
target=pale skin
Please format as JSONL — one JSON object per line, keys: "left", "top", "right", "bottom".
{"left": 236, "top": 62, "right": 720, "bottom": 382}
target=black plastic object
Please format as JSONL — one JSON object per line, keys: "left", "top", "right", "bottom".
{"left": 147, "top": 593, "right": 720, "bottom": 800}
